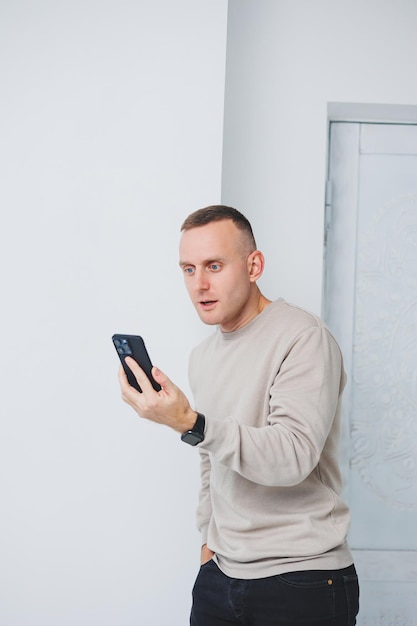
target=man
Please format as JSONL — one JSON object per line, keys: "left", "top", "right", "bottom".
{"left": 118, "top": 205, "right": 359, "bottom": 625}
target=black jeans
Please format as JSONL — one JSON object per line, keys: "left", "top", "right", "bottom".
{"left": 190, "top": 559, "right": 359, "bottom": 626}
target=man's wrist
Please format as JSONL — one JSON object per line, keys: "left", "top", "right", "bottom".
{"left": 183, "top": 410, "right": 199, "bottom": 432}
{"left": 181, "top": 412, "right": 205, "bottom": 446}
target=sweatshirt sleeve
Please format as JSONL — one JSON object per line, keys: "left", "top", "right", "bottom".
{"left": 198, "top": 325, "right": 346, "bottom": 487}
{"left": 195, "top": 448, "right": 212, "bottom": 544}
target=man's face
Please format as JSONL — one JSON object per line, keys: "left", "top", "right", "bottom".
{"left": 179, "top": 219, "right": 255, "bottom": 332}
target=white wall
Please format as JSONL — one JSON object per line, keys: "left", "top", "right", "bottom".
{"left": 4, "top": 1, "right": 417, "bottom": 623}
{"left": 222, "top": 0, "right": 417, "bottom": 315}
{"left": 0, "top": 1, "right": 227, "bottom": 624}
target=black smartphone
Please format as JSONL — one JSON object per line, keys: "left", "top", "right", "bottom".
{"left": 112, "top": 334, "right": 161, "bottom": 393}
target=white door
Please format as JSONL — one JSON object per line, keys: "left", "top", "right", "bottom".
{"left": 324, "top": 122, "right": 417, "bottom": 624}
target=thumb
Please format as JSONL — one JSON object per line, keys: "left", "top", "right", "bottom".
{"left": 152, "top": 366, "right": 171, "bottom": 388}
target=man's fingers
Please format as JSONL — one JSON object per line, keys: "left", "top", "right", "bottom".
{"left": 118, "top": 364, "right": 136, "bottom": 398}
{"left": 124, "top": 357, "right": 155, "bottom": 393}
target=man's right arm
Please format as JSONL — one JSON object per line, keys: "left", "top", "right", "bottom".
{"left": 196, "top": 448, "right": 215, "bottom": 563}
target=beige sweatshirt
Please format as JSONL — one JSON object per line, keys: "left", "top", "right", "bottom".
{"left": 189, "top": 299, "right": 353, "bottom": 579}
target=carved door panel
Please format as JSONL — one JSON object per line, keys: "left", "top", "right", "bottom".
{"left": 324, "top": 122, "right": 417, "bottom": 624}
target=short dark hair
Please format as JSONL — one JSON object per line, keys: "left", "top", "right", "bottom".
{"left": 180, "top": 205, "right": 257, "bottom": 251}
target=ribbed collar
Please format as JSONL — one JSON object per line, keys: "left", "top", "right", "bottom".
{"left": 218, "top": 298, "right": 284, "bottom": 341}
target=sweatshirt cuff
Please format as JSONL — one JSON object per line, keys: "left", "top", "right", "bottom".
{"left": 199, "top": 415, "right": 236, "bottom": 454}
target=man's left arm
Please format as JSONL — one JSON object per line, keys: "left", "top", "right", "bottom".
{"left": 195, "top": 325, "right": 345, "bottom": 487}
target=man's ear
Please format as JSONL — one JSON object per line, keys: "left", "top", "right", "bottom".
{"left": 247, "top": 250, "right": 265, "bottom": 283}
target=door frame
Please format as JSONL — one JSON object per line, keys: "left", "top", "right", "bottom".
{"left": 323, "top": 102, "right": 417, "bottom": 482}
{"left": 323, "top": 108, "right": 417, "bottom": 623}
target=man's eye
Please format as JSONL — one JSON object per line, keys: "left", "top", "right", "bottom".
{"left": 184, "top": 267, "right": 194, "bottom": 275}
{"left": 210, "top": 264, "right": 220, "bottom": 271}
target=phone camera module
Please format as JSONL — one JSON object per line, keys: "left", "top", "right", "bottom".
{"left": 114, "top": 338, "right": 132, "bottom": 356}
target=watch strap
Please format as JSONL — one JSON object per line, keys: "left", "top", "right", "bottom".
{"left": 181, "top": 413, "right": 206, "bottom": 446}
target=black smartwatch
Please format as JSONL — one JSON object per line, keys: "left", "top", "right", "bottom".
{"left": 181, "top": 413, "right": 206, "bottom": 446}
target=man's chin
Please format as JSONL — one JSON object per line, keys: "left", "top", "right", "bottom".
{"left": 195, "top": 306, "right": 219, "bottom": 325}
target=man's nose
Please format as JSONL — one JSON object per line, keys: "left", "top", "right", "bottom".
{"left": 194, "top": 269, "right": 209, "bottom": 290}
